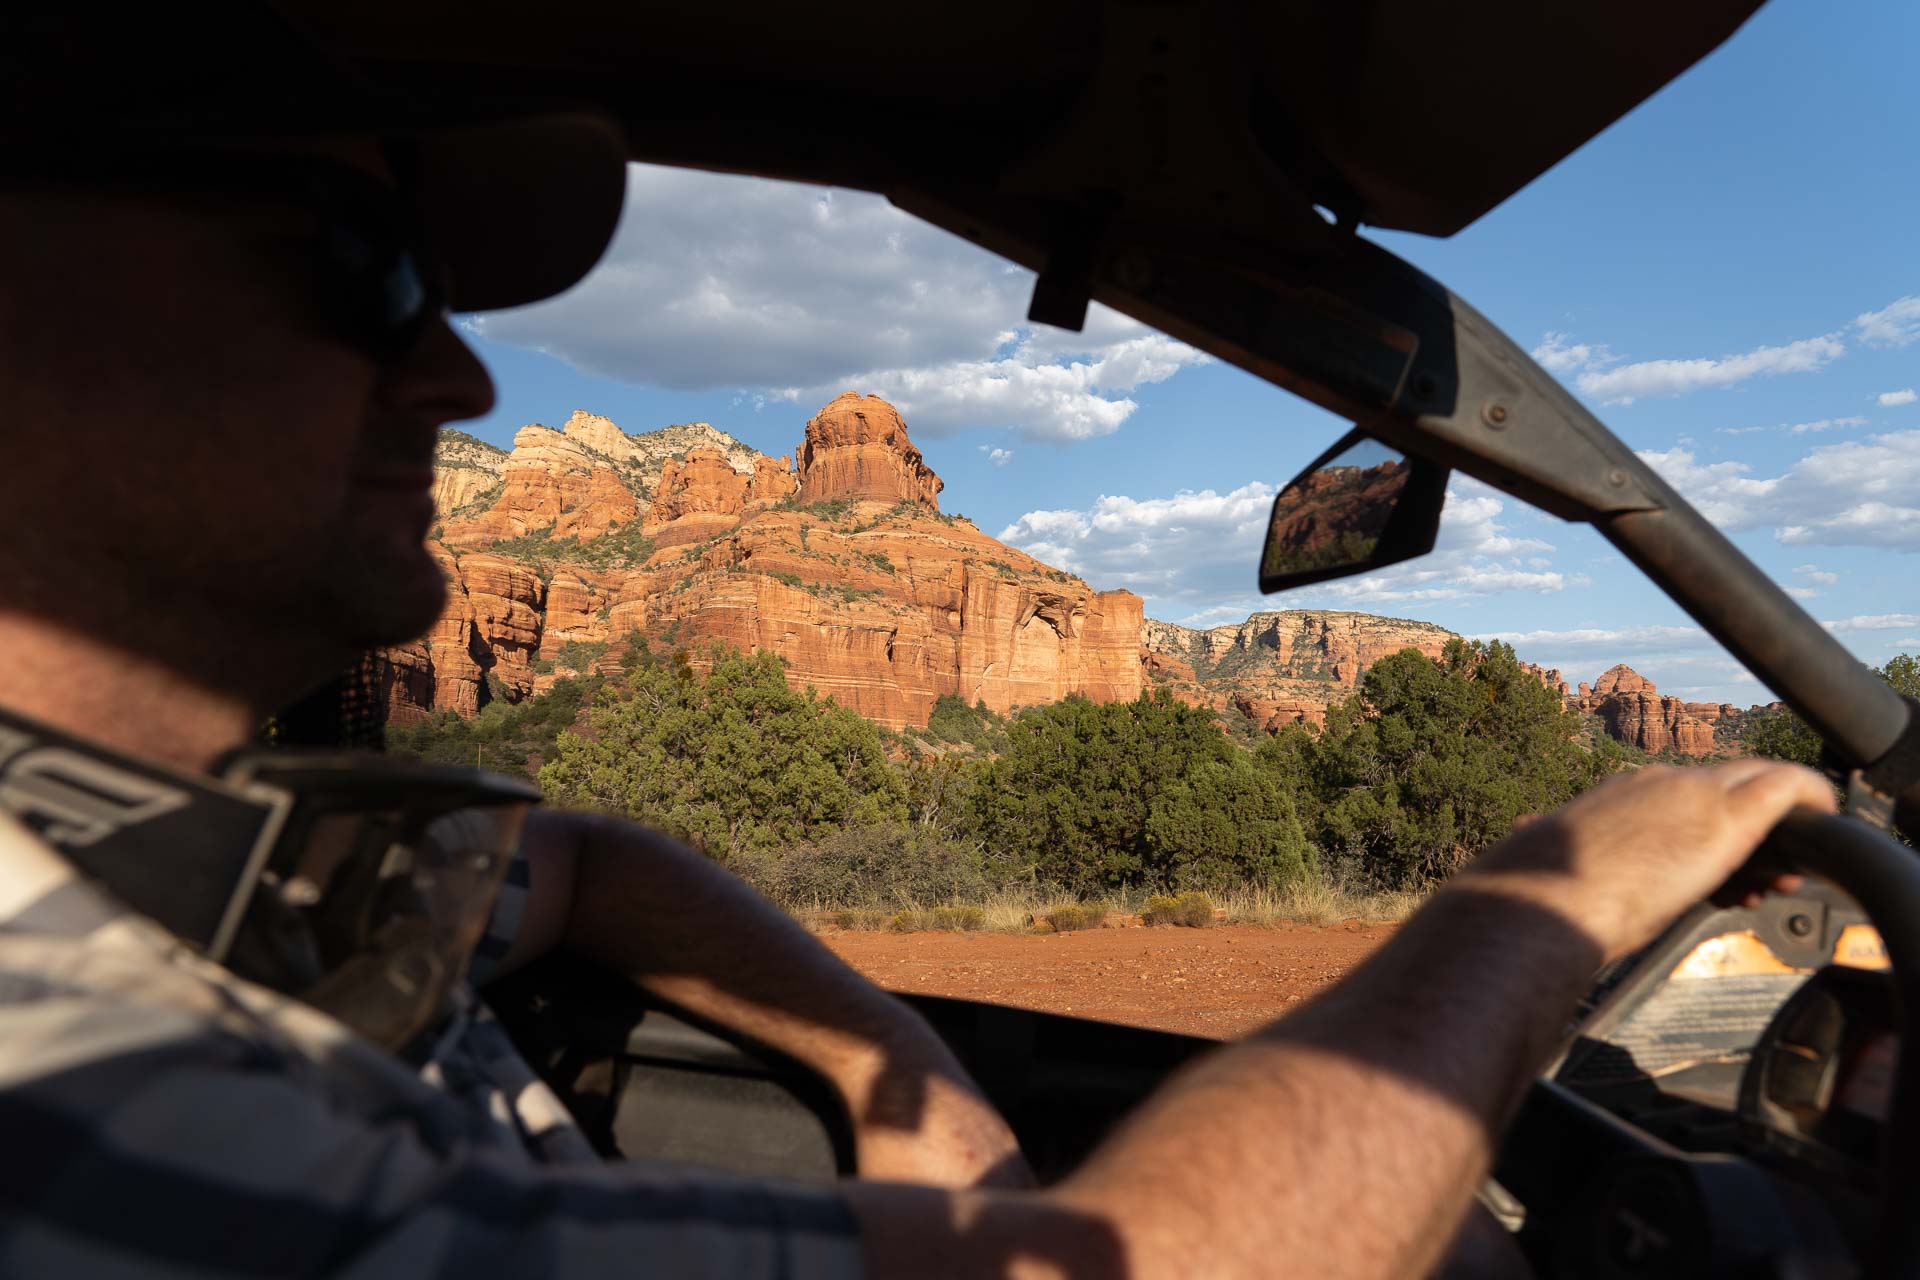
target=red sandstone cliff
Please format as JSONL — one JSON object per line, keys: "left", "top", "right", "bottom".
{"left": 389, "top": 396, "right": 1136, "bottom": 730}
{"left": 1572, "top": 664, "right": 1716, "bottom": 756}
{"left": 796, "top": 392, "right": 944, "bottom": 510}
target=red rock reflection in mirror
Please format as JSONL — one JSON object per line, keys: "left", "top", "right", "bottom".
{"left": 1261, "top": 454, "right": 1411, "bottom": 581}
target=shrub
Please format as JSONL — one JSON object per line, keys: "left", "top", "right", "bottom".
{"left": 831, "top": 907, "right": 889, "bottom": 931}
{"left": 1142, "top": 891, "right": 1215, "bottom": 927}
{"left": 931, "top": 905, "right": 986, "bottom": 932}
{"left": 972, "top": 691, "right": 1315, "bottom": 894}
{"left": 554, "top": 638, "right": 608, "bottom": 675}
{"left": 1044, "top": 902, "right": 1109, "bottom": 933}
{"left": 1141, "top": 895, "right": 1180, "bottom": 926}
{"left": 1174, "top": 891, "right": 1216, "bottom": 926}
{"left": 736, "top": 821, "right": 990, "bottom": 908}
{"left": 539, "top": 644, "right": 907, "bottom": 858}
{"left": 886, "top": 909, "right": 923, "bottom": 934}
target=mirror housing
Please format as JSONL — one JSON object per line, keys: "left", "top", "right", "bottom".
{"left": 1258, "top": 428, "right": 1450, "bottom": 594}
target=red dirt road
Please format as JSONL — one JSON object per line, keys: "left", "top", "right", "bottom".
{"left": 822, "top": 923, "right": 1394, "bottom": 1039}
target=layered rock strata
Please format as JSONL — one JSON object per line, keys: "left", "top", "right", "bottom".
{"left": 1143, "top": 612, "right": 1457, "bottom": 730}
{"left": 390, "top": 395, "right": 1137, "bottom": 729}
{"left": 796, "top": 392, "right": 944, "bottom": 510}
{"left": 1572, "top": 664, "right": 1717, "bottom": 756}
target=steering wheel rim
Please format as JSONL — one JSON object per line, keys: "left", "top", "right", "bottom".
{"left": 1764, "top": 811, "right": 1920, "bottom": 1278}
{"left": 1496, "top": 810, "right": 1920, "bottom": 1279}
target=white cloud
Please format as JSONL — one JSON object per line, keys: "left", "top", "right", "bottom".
{"left": 1002, "top": 477, "right": 1567, "bottom": 614}
{"left": 773, "top": 333, "right": 1209, "bottom": 441}
{"left": 1856, "top": 296, "right": 1920, "bottom": 348}
{"left": 1571, "top": 335, "right": 1844, "bottom": 405}
{"left": 1794, "top": 564, "right": 1839, "bottom": 586}
{"left": 1825, "top": 613, "right": 1920, "bottom": 633}
{"left": 1785, "top": 586, "right": 1819, "bottom": 599}
{"left": 469, "top": 165, "right": 1206, "bottom": 443}
{"left": 1468, "top": 623, "right": 1750, "bottom": 692}
{"left": 1000, "top": 482, "right": 1278, "bottom": 605}
{"left": 1716, "top": 425, "right": 1772, "bottom": 436}
{"left": 1531, "top": 332, "right": 1613, "bottom": 375}
{"left": 1639, "top": 430, "right": 1920, "bottom": 550}
{"left": 978, "top": 446, "right": 1014, "bottom": 467}
{"left": 1790, "top": 416, "right": 1868, "bottom": 434}
{"left": 1880, "top": 388, "right": 1918, "bottom": 407}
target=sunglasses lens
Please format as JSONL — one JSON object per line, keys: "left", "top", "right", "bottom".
{"left": 376, "top": 252, "right": 432, "bottom": 346}
{"left": 323, "top": 221, "right": 438, "bottom": 359}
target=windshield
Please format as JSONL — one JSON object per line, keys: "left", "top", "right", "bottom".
{"left": 384, "top": 1, "right": 1915, "bottom": 1033}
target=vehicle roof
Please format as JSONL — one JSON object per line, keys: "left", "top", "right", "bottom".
{"left": 282, "top": 0, "right": 1762, "bottom": 244}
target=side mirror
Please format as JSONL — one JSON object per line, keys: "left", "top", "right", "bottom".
{"left": 1258, "top": 428, "right": 1450, "bottom": 593}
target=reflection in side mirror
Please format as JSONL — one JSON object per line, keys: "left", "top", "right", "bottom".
{"left": 1258, "top": 428, "right": 1450, "bottom": 594}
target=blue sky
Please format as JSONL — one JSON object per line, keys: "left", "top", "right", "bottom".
{"left": 454, "top": 0, "right": 1918, "bottom": 705}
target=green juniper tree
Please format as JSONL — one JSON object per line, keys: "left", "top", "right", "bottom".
{"left": 538, "top": 643, "right": 907, "bottom": 861}
{"left": 1269, "top": 640, "right": 1626, "bottom": 890}
{"left": 968, "top": 690, "right": 1316, "bottom": 894}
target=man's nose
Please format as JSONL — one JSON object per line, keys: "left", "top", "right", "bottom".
{"left": 376, "top": 314, "right": 498, "bottom": 423}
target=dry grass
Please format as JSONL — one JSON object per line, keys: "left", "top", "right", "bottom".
{"left": 884, "top": 905, "right": 988, "bottom": 933}
{"left": 1215, "top": 881, "right": 1423, "bottom": 928}
{"left": 804, "top": 880, "right": 1423, "bottom": 935}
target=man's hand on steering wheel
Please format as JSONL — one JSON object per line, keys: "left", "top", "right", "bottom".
{"left": 1457, "top": 760, "right": 1836, "bottom": 965}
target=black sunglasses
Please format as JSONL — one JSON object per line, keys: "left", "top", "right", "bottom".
{"left": 4, "top": 146, "right": 445, "bottom": 361}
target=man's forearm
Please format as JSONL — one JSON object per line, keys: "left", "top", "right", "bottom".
{"left": 546, "top": 813, "right": 1018, "bottom": 1183}
{"left": 562, "top": 816, "right": 948, "bottom": 1080}
{"left": 851, "top": 879, "right": 1601, "bottom": 1279}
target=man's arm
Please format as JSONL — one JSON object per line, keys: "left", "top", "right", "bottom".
{"left": 845, "top": 760, "right": 1835, "bottom": 1279}
{"left": 487, "top": 808, "right": 1031, "bottom": 1190}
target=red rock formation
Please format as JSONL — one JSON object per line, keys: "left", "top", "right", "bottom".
{"left": 1518, "top": 661, "right": 1568, "bottom": 701}
{"left": 431, "top": 431, "right": 509, "bottom": 518}
{"left": 1591, "top": 664, "right": 1655, "bottom": 698}
{"left": 393, "top": 396, "right": 1136, "bottom": 730}
{"left": 440, "top": 425, "right": 638, "bottom": 546}
{"left": 795, "top": 392, "right": 943, "bottom": 510}
{"left": 644, "top": 445, "right": 756, "bottom": 548}
{"left": 747, "top": 454, "right": 797, "bottom": 508}
{"left": 1573, "top": 664, "right": 1715, "bottom": 756}
{"left": 382, "top": 547, "right": 547, "bottom": 721}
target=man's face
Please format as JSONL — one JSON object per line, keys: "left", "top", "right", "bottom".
{"left": 0, "top": 138, "right": 494, "bottom": 671}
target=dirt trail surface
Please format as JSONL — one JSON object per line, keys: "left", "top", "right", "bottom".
{"left": 822, "top": 923, "right": 1395, "bottom": 1039}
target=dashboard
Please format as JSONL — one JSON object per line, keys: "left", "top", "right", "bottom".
{"left": 1538, "top": 882, "right": 1896, "bottom": 1266}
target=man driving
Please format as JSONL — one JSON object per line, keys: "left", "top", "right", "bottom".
{"left": 0, "top": 10, "right": 1833, "bottom": 1278}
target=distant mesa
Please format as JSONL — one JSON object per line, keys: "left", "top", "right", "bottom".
{"left": 1144, "top": 612, "right": 1456, "bottom": 732}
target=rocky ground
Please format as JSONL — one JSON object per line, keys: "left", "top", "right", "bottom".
{"left": 821, "top": 922, "right": 1394, "bottom": 1039}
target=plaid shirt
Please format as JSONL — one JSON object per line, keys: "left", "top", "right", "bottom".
{"left": 0, "top": 810, "right": 863, "bottom": 1278}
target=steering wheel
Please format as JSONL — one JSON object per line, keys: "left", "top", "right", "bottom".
{"left": 1492, "top": 812, "right": 1920, "bottom": 1280}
